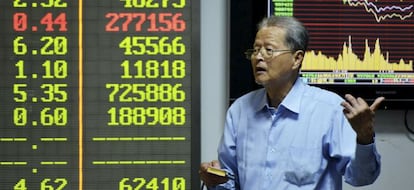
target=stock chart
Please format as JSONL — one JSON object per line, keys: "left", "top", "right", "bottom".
{"left": 0, "top": 0, "right": 200, "bottom": 189}
{"left": 270, "top": 0, "right": 414, "bottom": 85}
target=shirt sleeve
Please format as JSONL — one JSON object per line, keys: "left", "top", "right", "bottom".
{"left": 327, "top": 108, "right": 381, "bottom": 187}
{"left": 344, "top": 142, "right": 381, "bottom": 186}
{"left": 206, "top": 178, "right": 235, "bottom": 190}
{"left": 209, "top": 106, "right": 240, "bottom": 190}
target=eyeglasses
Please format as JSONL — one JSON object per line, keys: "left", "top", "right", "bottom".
{"left": 244, "top": 48, "right": 291, "bottom": 60}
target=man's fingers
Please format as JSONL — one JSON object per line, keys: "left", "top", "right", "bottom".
{"left": 342, "top": 94, "right": 358, "bottom": 116}
{"left": 370, "top": 97, "right": 385, "bottom": 111}
{"left": 341, "top": 101, "right": 352, "bottom": 112}
{"left": 344, "top": 94, "right": 359, "bottom": 107}
{"left": 356, "top": 97, "right": 369, "bottom": 108}
{"left": 211, "top": 160, "right": 221, "bottom": 168}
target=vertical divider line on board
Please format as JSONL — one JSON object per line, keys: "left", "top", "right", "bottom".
{"left": 78, "top": 0, "right": 83, "bottom": 189}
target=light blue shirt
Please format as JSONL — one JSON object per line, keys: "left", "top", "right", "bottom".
{"left": 212, "top": 78, "right": 381, "bottom": 190}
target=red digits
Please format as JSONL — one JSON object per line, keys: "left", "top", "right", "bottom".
{"left": 105, "top": 13, "right": 120, "bottom": 32}
{"left": 105, "top": 12, "right": 186, "bottom": 32}
{"left": 171, "top": 13, "right": 186, "bottom": 32}
{"left": 40, "top": 13, "right": 68, "bottom": 32}
{"left": 13, "top": 13, "right": 28, "bottom": 32}
{"left": 150, "top": 13, "right": 186, "bottom": 32}
{"left": 147, "top": 13, "right": 159, "bottom": 32}
{"left": 134, "top": 13, "right": 146, "bottom": 31}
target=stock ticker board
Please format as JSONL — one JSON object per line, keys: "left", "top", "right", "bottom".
{"left": 0, "top": 0, "right": 200, "bottom": 189}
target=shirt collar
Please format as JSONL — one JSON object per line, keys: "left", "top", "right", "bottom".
{"left": 256, "top": 78, "right": 305, "bottom": 114}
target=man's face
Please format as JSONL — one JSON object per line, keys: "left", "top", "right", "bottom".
{"left": 251, "top": 26, "right": 297, "bottom": 87}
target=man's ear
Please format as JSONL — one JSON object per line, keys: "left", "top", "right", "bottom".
{"left": 292, "top": 50, "right": 304, "bottom": 70}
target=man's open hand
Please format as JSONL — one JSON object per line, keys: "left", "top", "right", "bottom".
{"left": 341, "top": 94, "right": 385, "bottom": 144}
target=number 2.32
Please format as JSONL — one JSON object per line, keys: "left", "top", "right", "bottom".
{"left": 13, "top": 0, "right": 67, "bottom": 8}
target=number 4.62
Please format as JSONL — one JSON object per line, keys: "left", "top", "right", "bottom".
{"left": 14, "top": 178, "right": 68, "bottom": 190}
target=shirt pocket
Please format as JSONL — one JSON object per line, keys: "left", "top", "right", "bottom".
{"left": 283, "top": 146, "right": 326, "bottom": 187}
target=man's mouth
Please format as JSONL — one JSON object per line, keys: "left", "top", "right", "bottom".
{"left": 255, "top": 67, "right": 266, "bottom": 73}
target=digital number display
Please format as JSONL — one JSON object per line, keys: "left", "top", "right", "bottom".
{"left": 0, "top": 0, "right": 200, "bottom": 189}
{"left": 270, "top": 0, "right": 414, "bottom": 85}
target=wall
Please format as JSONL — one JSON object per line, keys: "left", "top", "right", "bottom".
{"left": 200, "top": 0, "right": 228, "bottom": 162}
{"left": 200, "top": 1, "right": 414, "bottom": 189}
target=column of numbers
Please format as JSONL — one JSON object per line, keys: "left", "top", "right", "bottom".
{"left": 10, "top": 0, "right": 70, "bottom": 189}
{"left": 99, "top": 0, "right": 189, "bottom": 189}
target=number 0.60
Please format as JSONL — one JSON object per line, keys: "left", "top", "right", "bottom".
{"left": 13, "top": 107, "right": 67, "bottom": 126}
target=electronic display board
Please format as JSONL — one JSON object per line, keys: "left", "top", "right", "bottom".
{"left": 268, "top": 0, "right": 414, "bottom": 108}
{"left": 0, "top": 0, "right": 200, "bottom": 189}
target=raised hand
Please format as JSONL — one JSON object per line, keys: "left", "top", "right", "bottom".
{"left": 341, "top": 94, "right": 385, "bottom": 144}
